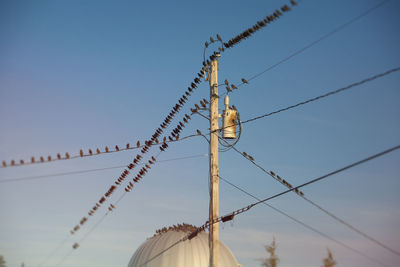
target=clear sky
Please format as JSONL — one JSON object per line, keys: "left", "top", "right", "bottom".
{"left": 0, "top": 0, "right": 399, "bottom": 267}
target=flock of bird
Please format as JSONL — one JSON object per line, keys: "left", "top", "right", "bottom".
{"left": 0, "top": 0, "right": 299, "bottom": 248}
{"left": 153, "top": 223, "right": 199, "bottom": 237}
{"left": 240, "top": 149, "right": 306, "bottom": 197}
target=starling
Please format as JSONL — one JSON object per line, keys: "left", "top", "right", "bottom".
{"left": 216, "top": 34, "right": 222, "bottom": 42}
{"left": 137, "top": 141, "right": 140, "bottom": 147}
{"left": 205, "top": 41, "right": 209, "bottom": 48}
{"left": 40, "top": 156, "right": 44, "bottom": 162}
{"left": 226, "top": 86, "right": 232, "bottom": 93}
{"left": 196, "top": 129, "right": 202, "bottom": 135}
{"left": 231, "top": 84, "right": 238, "bottom": 89}
{"left": 88, "top": 149, "right": 93, "bottom": 155}
{"left": 126, "top": 143, "right": 130, "bottom": 149}
{"left": 290, "top": 0, "right": 297, "bottom": 6}
{"left": 31, "top": 157, "right": 35, "bottom": 163}
{"left": 243, "top": 152, "right": 248, "bottom": 157}
{"left": 241, "top": 78, "right": 248, "bottom": 84}
{"left": 80, "top": 149, "right": 84, "bottom": 157}
{"left": 224, "top": 79, "right": 229, "bottom": 85}
{"left": 96, "top": 148, "right": 101, "bottom": 154}
{"left": 248, "top": 155, "right": 254, "bottom": 161}
{"left": 57, "top": 153, "right": 61, "bottom": 159}
{"left": 210, "top": 36, "right": 214, "bottom": 43}
{"left": 105, "top": 146, "right": 109, "bottom": 152}
{"left": 65, "top": 152, "right": 70, "bottom": 158}
{"left": 47, "top": 156, "right": 52, "bottom": 161}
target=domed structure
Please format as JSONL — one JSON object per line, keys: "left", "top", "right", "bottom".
{"left": 128, "top": 224, "right": 241, "bottom": 267}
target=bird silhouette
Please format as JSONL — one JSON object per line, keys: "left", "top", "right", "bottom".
{"left": 241, "top": 78, "right": 248, "bottom": 84}
{"left": 205, "top": 41, "right": 209, "bottom": 48}
{"left": 231, "top": 84, "right": 238, "bottom": 90}
{"left": 217, "top": 34, "right": 222, "bottom": 42}
{"left": 210, "top": 36, "right": 215, "bottom": 43}
{"left": 197, "top": 129, "right": 202, "bottom": 135}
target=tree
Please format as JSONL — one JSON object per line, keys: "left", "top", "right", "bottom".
{"left": 0, "top": 255, "right": 6, "bottom": 267}
{"left": 260, "top": 237, "right": 279, "bottom": 267}
{"left": 322, "top": 249, "right": 337, "bottom": 267}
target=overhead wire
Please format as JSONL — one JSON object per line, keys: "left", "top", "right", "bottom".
{"left": 1, "top": 0, "right": 389, "bottom": 169}
{"left": 218, "top": 0, "right": 389, "bottom": 96}
{"left": 138, "top": 144, "right": 399, "bottom": 267}
{"left": 218, "top": 176, "right": 391, "bottom": 267}
{"left": 0, "top": 154, "right": 208, "bottom": 184}
{"left": 222, "top": 137, "right": 400, "bottom": 257}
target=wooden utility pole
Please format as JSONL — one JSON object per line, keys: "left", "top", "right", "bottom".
{"left": 209, "top": 53, "right": 220, "bottom": 267}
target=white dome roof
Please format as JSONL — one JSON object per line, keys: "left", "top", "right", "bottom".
{"left": 128, "top": 227, "right": 241, "bottom": 267}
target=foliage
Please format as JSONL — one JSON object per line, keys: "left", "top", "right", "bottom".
{"left": 322, "top": 249, "right": 337, "bottom": 267}
{"left": 260, "top": 237, "right": 279, "bottom": 267}
{"left": 0, "top": 255, "right": 6, "bottom": 267}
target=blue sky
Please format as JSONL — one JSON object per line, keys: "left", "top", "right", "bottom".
{"left": 0, "top": 0, "right": 399, "bottom": 266}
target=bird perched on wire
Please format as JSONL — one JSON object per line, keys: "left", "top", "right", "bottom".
{"left": 231, "top": 84, "right": 238, "bottom": 90}
{"left": 241, "top": 78, "right": 248, "bottom": 84}
{"left": 217, "top": 34, "right": 222, "bottom": 42}
{"left": 224, "top": 79, "right": 229, "bottom": 85}
{"left": 205, "top": 41, "right": 209, "bottom": 48}
{"left": 210, "top": 36, "right": 215, "bottom": 43}
{"left": 226, "top": 85, "right": 232, "bottom": 93}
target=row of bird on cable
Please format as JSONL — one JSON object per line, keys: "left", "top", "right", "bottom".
{"left": 70, "top": 62, "right": 209, "bottom": 235}
{"left": 0, "top": 60, "right": 205, "bottom": 169}
{"left": 202, "top": 1, "right": 297, "bottom": 68}
{"left": 0, "top": 2, "right": 297, "bottom": 169}
{"left": 154, "top": 223, "right": 199, "bottom": 236}
{"left": 1, "top": 153, "right": 73, "bottom": 167}
{"left": 242, "top": 150, "right": 305, "bottom": 197}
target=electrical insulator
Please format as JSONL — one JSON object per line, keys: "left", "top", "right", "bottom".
{"left": 222, "top": 95, "right": 237, "bottom": 139}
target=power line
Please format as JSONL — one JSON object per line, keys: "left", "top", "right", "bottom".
{"left": 241, "top": 66, "right": 400, "bottom": 124}
{"left": 139, "top": 144, "right": 399, "bottom": 267}
{"left": 2, "top": 0, "right": 389, "bottom": 170}
{"left": 0, "top": 154, "right": 207, "bottom": 184}
{"left": 218, "top": 176, "right": 391, "bottom": 267}
{"left": 3, "top": 0, "right": 387, "bottom": 170}
{"left": 206, "top": 66, "right": 400, "bottom": 138}
{"left": 220, "top": 136, "right": 400, "bottom": 256}
{"left": 246, "top": 0, "right": 389, "bottom": 83}
{"left": 0, "top": 1, "right": 299, "bottom": 170}
{"left": 219, "top": 0, "right": 389, "bottom": 95}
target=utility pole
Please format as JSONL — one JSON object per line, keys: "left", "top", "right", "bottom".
{"left": 209, "top": 53, "right": 220, "bottom": 267}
